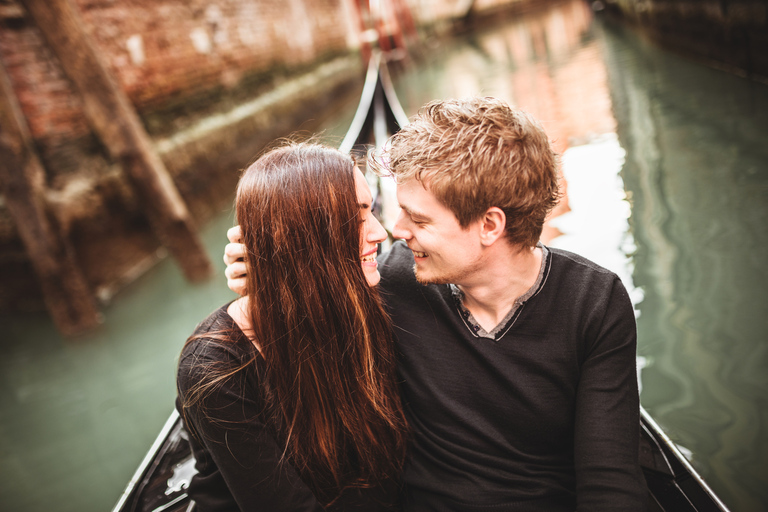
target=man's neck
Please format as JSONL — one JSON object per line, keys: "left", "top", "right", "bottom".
{"left": 456, "top": 243, "right": 543, "bottom": 332}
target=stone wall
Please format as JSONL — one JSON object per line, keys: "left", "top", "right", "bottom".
{"left": 0, "top": 0, "right": 551, "bottom": 315}
{"left": 0, "top": 0, "right": 354, "bottom": 181}
{"left": 0, "top": 0, "right": 360, "bottom": 311}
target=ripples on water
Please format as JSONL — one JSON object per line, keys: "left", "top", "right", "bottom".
{"left": 597, "top": 20, "right": 768, "bottom": 510}
{"left": 1, "top": 1, "right": 766, "bottom": 510}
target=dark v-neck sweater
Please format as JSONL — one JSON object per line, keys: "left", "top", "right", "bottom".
{"left": 176, "top": 307, "right": 401, "bottom": 512}
{"left": 377, "top": 241, "right": 647, "bottom": 511}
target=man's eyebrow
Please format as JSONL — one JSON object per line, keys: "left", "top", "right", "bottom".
{"left": 400, "top": 205, "right": 430, "bottom": 221}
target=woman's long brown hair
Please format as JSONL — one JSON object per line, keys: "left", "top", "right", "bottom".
{"left": 187, "top": 143, "right": 407, "bottom": 505}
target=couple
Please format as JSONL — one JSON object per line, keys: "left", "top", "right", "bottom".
{"left": 176, "top": 97, "right": 648, "bottom": 511}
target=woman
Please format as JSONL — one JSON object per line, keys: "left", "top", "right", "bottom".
{"left": 176, "top": 143, "right": 408, "bottom": 511}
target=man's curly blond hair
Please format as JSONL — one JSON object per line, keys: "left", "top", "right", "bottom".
{"left": 378, "top": 97, "right": 561, "bottom": 248}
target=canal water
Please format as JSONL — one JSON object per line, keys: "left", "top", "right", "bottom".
{"left": 1, "top": 1, "right": 766, "bottom": 510}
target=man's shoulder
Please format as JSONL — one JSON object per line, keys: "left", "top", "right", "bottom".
{"left": 543, "top": 246, "right": 630, "bottom": 302}
{"left": 547, "top": 246, "right": 618, "bottom": 279}
{"left": 544, "top": 247, "right": 634, "bottom": 313}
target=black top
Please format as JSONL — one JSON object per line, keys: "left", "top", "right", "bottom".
{"left": 378, "top": 241, "right": 648, "bottom": 511}
{"left": 176, "top": 305, "right": 400, "bottom": 512}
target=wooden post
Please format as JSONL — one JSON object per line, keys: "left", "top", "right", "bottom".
{"left": 19, "top": 0, "right": 213, "bottom": 281}
{"left": 0, "top": 60, "right": 102, "bottom": 336}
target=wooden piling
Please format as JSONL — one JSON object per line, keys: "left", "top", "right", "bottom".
{"left": 0, "top": 60, "right": 101, "bottom": 336}
{"left": 18, "top": 0, "right": 213, "bottom": 281}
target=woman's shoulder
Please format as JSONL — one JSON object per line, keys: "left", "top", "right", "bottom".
{"left": 178, "top": 303, "right": 253, "bottom": 378}
{"left": 193, "top": 302, "right": 239, "bottom": 336}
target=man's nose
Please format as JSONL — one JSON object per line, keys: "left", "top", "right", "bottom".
{"left": 391, "top": 210, "right": 411, "bottom": 240}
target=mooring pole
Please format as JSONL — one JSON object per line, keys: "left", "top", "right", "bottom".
{"left": 18, "top": 0, "right": 213, "bottom": 281}
{"left": 0, "top": 60, "right": 102, "bottom": 336}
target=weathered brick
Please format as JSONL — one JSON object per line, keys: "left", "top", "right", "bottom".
{"left": 0, "top": 0, "right": 536, "bottom": 312}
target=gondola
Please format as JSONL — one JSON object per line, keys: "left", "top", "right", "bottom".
{"left": 111, "top": 53, "right": 730, "bottom": 512}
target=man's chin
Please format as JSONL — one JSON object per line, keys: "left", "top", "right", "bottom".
{"left": 413, "top": 264, "right": 448, "bottom": 285}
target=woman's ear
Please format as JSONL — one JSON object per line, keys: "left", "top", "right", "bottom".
{"left": 479, "top": 207, "right": 506, "bottom": 247}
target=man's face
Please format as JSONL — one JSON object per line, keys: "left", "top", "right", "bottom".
{"left": 392, "top": 178, "right": 485, "bottom": 285}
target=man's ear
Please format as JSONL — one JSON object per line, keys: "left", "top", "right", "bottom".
{"left": 479, "top": 207, "right": 506, "bottom": 247}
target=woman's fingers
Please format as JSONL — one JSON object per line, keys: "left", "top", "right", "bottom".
{"left": 223, "top": 242, "right": 246, "bottom": 266}
{"left": 225, "top": 261, "right": 247, "bottom": 296}
{"left": 227, "top": 225, "right": 243, "bottom": 243}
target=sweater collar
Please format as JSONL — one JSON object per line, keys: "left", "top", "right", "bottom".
{"left": 450, "top": 243, "right": 551, "bottom": 340}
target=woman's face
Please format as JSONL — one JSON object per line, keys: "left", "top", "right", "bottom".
{"left": 354, "top": 168, "right": 387, "bottom": 286}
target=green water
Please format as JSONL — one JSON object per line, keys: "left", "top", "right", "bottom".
{"left": 2, "top": 1, "right": 767, "bottom": 510}
{"left": 600, "top": 20, "right": 768, "bottom": 511}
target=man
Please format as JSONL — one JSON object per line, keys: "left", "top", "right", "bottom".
{"left": 225, "top": 97, "right": 647, "bottom": 510}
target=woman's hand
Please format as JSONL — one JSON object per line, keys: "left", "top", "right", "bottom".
{"left": 224, "top": 226, "right": 247, "bottom": 296}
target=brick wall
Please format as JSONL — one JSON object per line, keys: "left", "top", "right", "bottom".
{"left": 0, "top": 0, "right": 543, "bottom": 183}
{"left": 76, "top": 0, "right": 352, "bottom": 109}
{"left": 0, "top": 0, "right": 358, "bottom": 311}
{"left": 0, "top": 0, "right": 545, "bottom": 313}
{"left": 0, "top": 0, "right": 352, "bottom": 177}
{"left": 410, "top": 0, "right": 560, "bottom": 27}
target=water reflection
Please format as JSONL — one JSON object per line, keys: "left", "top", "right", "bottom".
{"left": 0, "top": 211, "right": 239, "bottom": 511}
{"left": 548, "top": 134, "right": 637, "bottom": 297}
{"left": 395, "top": 0, "right": 612, "bottom": 154}
{"left": 1, "top": 1, "right": 767, "bottom": 510}
{"left": 598, "top": 21, "right": 768, "bottom": 511}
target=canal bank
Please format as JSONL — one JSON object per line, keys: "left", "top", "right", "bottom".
{"left": 0, "top": 0, "right": 366, "bottom": 329}
{"left": 0, "top": 0, "right": 558, "bottom": 333}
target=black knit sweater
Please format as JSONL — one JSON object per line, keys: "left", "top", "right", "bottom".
{"left": 176, "top": 306, "right": 401, "bottom": 512}
{"left": 378, "top": 241, "right": 648, "bottom": 511}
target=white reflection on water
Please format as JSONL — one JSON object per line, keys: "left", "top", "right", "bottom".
{"left": 548, "top": 133, "right": 640, "bottom": 304}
